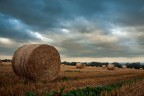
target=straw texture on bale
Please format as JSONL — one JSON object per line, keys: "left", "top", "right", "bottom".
{"left": 76, "top": 63, "right": 86, "bottom": 69}
{"left": 102, "top": 65, "right": 106, "bottom": 68}
{"left": 107, "top": 64, "right": 115, "bottom": 70}
{"left": 12, "top": 44, "right": 61, "bottom": 81}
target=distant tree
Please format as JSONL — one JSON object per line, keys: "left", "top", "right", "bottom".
{"left": 61, "top": 61, "right": 77, "bottom": 66}
{"left": 112, "top": 62, "right": 122, "bottom": 68}
{"left": 126, "top": 62, "right": 141, "bottom": 69}
{"left": 1, "top": 59, "right": 12, "bottom": 62}
{"left": 61, "top": 61, "right": 67, "bottom": 64}
{"left": 88, "top": 62, "right": 108, "bottom": 67}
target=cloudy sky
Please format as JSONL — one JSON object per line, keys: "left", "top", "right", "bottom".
{"left": 0, "top": 0, "right": 144, "bottom": 62}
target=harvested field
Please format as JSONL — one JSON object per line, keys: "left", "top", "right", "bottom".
{"left": 0, "top": 63, "right": 144, "bottom": 96}
{"left": 115, "top": 80, "right": 144, "bottom": 96}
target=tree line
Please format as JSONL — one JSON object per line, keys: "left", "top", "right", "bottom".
{"left": 61, "top": 61, "right": 144, "bottom": 69}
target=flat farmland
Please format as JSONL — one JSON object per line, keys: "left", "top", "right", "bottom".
{"left": 0, "top": 63, "right": 144, "bottom": 96}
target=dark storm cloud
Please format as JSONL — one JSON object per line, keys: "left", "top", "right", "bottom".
{"left": 0, "top": 0, "right": 144, "bottom": 30}
{"left": 0, "top": 0, "right": 114, "bottom": 33}
{"left": 0, "top": 45, "right": 16, "bottom": 56}
{"left": 61, "top": 0, "right": 106, "bottom": 16}
{"left": 0, "top": 13, "right": 41, "bottom": 42}
{"left": 112, "top": 0, "right": 144, "bottom": 27}
{"left": 0, "top": 0, "right": 64, "bottom": 31}
{"left": 0, "top": 0, "right": 144, "bottom": 59}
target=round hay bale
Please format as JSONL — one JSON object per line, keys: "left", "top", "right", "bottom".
{"left": 102, "top": 65, "right": 106, "bottom": 68}
{"left": 122, "top": 65, "right": 127, "bottom": 69}
{"left": 76, "top": 63, "right": 85, "bottom": 69}
{"left": 61, "top": 64, "right": 65, "bottom": 66}
{"left": 12, "top": 44, "right": 61, "bottom": 81}
{"left": 139, "top": 68, "right": 143, "bottom": 70}
{"left": 107, "top": 64, "right": 115, "bottom": 70}
{"left": 84, "top": 64, "right": 86, "bottom": 67}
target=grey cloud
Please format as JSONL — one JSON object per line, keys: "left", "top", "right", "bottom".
{"left": 0, "top": 42, "right": 20, "bottom": 56}
{"left": 0, "top": 0, "right": 144, "bottom": 59}
{"left": 1, "top": 0, "right": 144, "bottom": 30}
{"left": 58, "top": 38, "right": 95, "bottom": 57}
{"left": 56, "top": 32, "right": 141, "bottom": 57}
{"left": 62, "top": 0, "right": 106, "bottom": 16}
{"left": 0, "top": 0, "right": 64, "bottom": 31}
{"left": 0, "top": 13, "right": 44, "bottom": 42}
{"left": 109, "top": 0, "right": 144, "bottom": 27}
{"left": 0, "top": 46, "right": 15, "bottom": 56}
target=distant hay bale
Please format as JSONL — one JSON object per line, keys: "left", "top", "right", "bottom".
{"left": 107, "top": 64, "right": 115, "bottom": 70}
{"left": 12, "top": 44, "right": 61, "bottom": 81}
{"left": 76, "top": 63, "right": 86, "bottom": 69}
{"left": 84, "top": 64, "right": 86, "bottom": 67}
{"left": 102, "top": 65, "right": 106, "bottom": 68}
{"left": 122, "top": 65, "right": 127, "bottom": 69}
{"left": 139, "top": 68, "right": 143, "bottom": 70}
{"left": 61, "top": 64, "right": 65, "bottom": 66}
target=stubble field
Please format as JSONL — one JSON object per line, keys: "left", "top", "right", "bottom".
{"left": 0, "top": 63, "right": 144, "bottom": 96}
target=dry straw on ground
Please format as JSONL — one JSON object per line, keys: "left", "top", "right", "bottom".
{"left": 0, "top": 59, "right": 2, "bottom": 64}
{"left": 12, "top": 44, "right": 61, "bottom": 81}
{"left": 102, "top": 65, "right": 106, "bottom": 68}
{"left": 107, "top": 64, "right": 115, "bottom": 70}
{"left": 76, "top": 63, "right": 86, "bottom": 69}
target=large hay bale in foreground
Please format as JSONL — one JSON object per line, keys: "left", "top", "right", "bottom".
{"left": 102, "top": 65, "right": 106, "bottom": 68}
{"left": 76, "top": 63, "right": 86, "bottom": 69}
{"left": 107, "top": 64, "right": 115, "bottom": 70}
{"left": 12, "top": 44, "right": 61, "bottom": 81}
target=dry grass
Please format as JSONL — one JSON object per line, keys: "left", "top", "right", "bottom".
{"left": 0, "top": 64, "right": 144, "bottom": 96}
{"left": 117, "top": 80, "right": 144, "bottom": 96}
{"left": 101, "top": 80, "right": 144, "bottom": 96}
